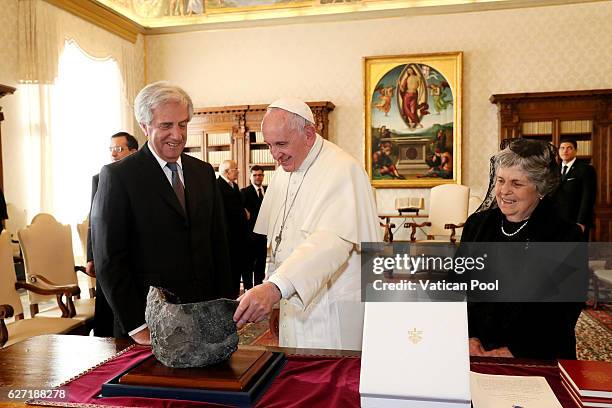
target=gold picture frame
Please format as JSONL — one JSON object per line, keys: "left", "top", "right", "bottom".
{"left": 365, "top": 52, "right": 463, "bottom": 188}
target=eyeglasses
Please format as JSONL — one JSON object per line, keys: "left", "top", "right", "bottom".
{"left": 109, "top": 146, "right": 126, "bottom": 153}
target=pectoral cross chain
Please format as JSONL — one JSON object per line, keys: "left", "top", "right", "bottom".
{"left": 270, "top": 142, "right": 324, "bottom": 264}
{"left": 273, "top": 228, "right": 283, "bottom": 259}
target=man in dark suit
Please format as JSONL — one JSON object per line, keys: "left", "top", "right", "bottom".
{"left": 241, "top": 165, "right": 267, "bottom": 289}
{"left": 217, "top": 160, "right": 248, "bottom": 296}
{"left": 553, "top": 138, "right": 597, "bottom": 240}
{"left": 91, "top": 82, "right": 233, "bottom": 344}
{"left": 86, "top": 131, "right": 138, "bottom": 337}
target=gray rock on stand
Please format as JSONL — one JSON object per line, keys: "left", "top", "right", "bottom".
{"left": 145, "top": 286, "right": 239, "bottom": 368}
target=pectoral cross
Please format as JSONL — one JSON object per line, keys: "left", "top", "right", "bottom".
{"left": 272, "top": 228, "right": 283, "bottom": 263}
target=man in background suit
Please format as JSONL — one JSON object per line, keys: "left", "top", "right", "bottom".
{"left": 241, "top": 165, "right": 267, "bottom": 289}
{"left": 86, "top": 131, "right": 138, "bottom": 337}
{"left": 217, "top": 160, "right": 248, "bottom": 297}
{"left": 553, "top": 138, "right": 597, "bottom": 240}
{"left": 91, "top": 82, "right": 233, "bottom": 344}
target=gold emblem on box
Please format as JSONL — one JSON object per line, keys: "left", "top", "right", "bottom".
{"left": 408, "top": 328, "right": 423, "bottom": 344}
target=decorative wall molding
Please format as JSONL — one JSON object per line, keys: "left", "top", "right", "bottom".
{"left": 44, "top": 0, "right": 143, "bottom": 43}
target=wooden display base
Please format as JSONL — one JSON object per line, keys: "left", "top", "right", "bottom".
{"left": 102, "top": 347, "right": 285, "bottom": 407}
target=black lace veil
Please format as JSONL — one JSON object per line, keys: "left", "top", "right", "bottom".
{"left": 475, "top": 138, "right": 560, "bottom": 213}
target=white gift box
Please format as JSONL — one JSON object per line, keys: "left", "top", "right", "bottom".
{"left": 360, "top": 302, "right": 471, "bottom": 407}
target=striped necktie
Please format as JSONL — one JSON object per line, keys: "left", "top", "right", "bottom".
{"left": 166, "top": 162, "right": 186, "bottom": 212}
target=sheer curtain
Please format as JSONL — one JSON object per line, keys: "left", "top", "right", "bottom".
{"left": 50, "top": 41, "right": 122, "bottom": 225}
{"left": 19, "top": 42, "right": 122, "bottom": 258}
{"left": 17, "top": 0, "right": 141, "bottom": 258}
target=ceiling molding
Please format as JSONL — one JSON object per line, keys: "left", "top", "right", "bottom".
{"left": 145, "top": 0, "right": 605, "bottom": 34}
{"left": 44, "top": 0, "right": 144, "bottom": 43}
{"left": 48, "top": 0, "right": 605, "bottom": 37}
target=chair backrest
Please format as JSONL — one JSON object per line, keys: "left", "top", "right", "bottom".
{"left": 18, "top": 213, "right": 77, "bottom": 304}
{"left": 468, "top": 196, "right": 483, "bottom": 216}
{"left": 0, "top": 231, "right": 24, "bottom": 317}
{"left": 76, "top": 217, "right": 96, "bottom": 289}
{"left": 76, "top": 218, "right": 88, "bottom": 256}
{"left": 428, "top": 184, "right": 470, "bottom": 236}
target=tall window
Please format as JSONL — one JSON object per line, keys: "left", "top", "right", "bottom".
{"left": 50, "top": 41, "right": 122, "bottom": 227}
{"left": 19, "top": 40, "right": 123, "bottom": 260}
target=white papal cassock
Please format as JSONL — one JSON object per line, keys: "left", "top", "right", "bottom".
{"left": 254, "top": 134, "right": 382, "bottom": 350}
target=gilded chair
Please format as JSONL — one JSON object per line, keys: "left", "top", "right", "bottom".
{"left": 0, "top": 231, "right": 84, "bottom": 348}
{"left": 590, "top": 259, "right": 611, "bottom": 309}
{"left": 18, "top": 214, "right": 95, "bottom": 323}
{"left": 405, "top": 184, "right": 470, "bottom": 243}
{"left": 593, "top": 269, "right": 612, "bottom": 309}
{"left": 76, "top": 217, "right": 96, "bottom": 298}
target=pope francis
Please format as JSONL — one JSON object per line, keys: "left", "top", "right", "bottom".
{"left": 233, "top": 97, "right": 381, "bottom": 350}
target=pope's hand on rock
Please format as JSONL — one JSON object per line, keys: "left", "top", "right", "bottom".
{"left": 233, "top": 282, "right": 282, "bottom": 329}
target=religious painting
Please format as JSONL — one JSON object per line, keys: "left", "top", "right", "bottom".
{"left": 205, "top": 0, "right": 312, "bottom": 14}
{"left": 365, "top": 52, "right": 463, "bottom": 188}
{"left": 101, "top": 0, "right": 205, "bottom": 18}
{"left": 205, "top": 0, "right": 364, "bottom": 14}
{"left": 100, "top": 0, "right": 364, "bottom": 20}
{"left": 97, "top": 1, "right": 488, "bottom": 27}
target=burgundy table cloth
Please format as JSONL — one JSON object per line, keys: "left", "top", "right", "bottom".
{"left": 28, "top": 345, "right": 574, "bottom": 408}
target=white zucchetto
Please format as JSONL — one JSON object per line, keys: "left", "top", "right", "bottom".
{"left": 267, "top": 97, "right": 315, "bottom": 124}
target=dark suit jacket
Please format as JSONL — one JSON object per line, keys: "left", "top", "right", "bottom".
{"left": 91, "top": 143, "right": 233, "bottom": 336}
{"left": 553, "top": 161, "right": 597, "bottom": 227}
{"left": 86, "top": 174, "right": 99, "bottom": 262}
{"left": 240, "top": 184, "right": 266, "bottom": 232}
{"left": 0, "top": 188, "right": 7, "bottom": 232}
{"left": 217, "top": 178, "right": 248, "bottom": 295}
{"left": 217, "top": 178, "right": 248, "bottom": 243}
{"left": 85, "top": 173, "right": 115, "bottom": 337}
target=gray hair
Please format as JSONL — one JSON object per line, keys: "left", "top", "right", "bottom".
{"left": 134, "top": 81, "right": 194, "bottom": 125}
{"left": 265, "top": 107, "right": 315, "bottom": 134}
{"left": 494, "top": 140, "right": 559, "bottom": 196}
{"left": 218, "top": 160, "right": 233, "bottom": 175}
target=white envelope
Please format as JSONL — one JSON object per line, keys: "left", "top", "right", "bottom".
{"left": 360, "top": 302, "right": 471, "bottom": 408}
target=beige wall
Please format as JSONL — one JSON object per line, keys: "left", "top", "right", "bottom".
{"left": 146, "top": 1, "right": 612, "bottom": 214}
{"left": 2, "top": 1, "right": 611, "bottom": 224}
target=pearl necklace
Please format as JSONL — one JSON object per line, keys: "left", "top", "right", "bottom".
{"left": 500, "top": 218, "right": 529, "bottom": 237}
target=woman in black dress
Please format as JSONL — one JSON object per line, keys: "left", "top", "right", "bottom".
{"left": 461, "top": 139, "right": 585, "bottom": 360}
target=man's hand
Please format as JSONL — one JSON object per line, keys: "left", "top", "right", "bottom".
{"left": 468, "top": 337, "right": 486, "bottom": 356}
{"left": 233, "top": 282, "right": 281, "bottom": 329}
{"left": 85, "top": 261, "right": 96, "bottom": 277}
{"left": 130, "top": 327, "right": 151, "bottom": 345}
